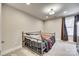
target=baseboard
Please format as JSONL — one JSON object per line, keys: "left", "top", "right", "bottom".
{"left": 1, "top": 45, "right": 22, "bottom": 55}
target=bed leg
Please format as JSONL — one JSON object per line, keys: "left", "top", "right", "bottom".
{"left": 41, "top": 44, "right": 43, "bottom": 55}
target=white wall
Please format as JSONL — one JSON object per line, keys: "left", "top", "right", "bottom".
{"left": 0, "top": 3, "right": 2, "bottom": 55}
{"left": 2, "top": 5, "right": 43, "bottom": 54}
{"left": 44, "top": 18, "right": 62, "bottom": 40}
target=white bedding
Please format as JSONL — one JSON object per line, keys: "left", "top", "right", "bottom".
{"left": 25, "top": 34, "right": 42, "bottom": 43}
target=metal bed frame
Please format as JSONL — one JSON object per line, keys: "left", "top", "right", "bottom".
{"left": 22, "top": 32, "right": 55, "bottom": 55}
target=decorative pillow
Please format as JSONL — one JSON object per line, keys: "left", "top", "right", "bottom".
{"left": 42, "top": 34, "right": 52, "bottom": 40}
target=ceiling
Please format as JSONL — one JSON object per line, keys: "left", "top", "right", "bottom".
{"left": 5, "top": 3, "right": 79, "bottom": 20}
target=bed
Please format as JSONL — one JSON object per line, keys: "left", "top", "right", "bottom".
{"left": 22, "top": 31, "right": 55, "bottom": 55}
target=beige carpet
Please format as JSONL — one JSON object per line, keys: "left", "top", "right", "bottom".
{"left": 5, "top": 40, "right": 79, "bottom": 56}
{"left": 44, "top": 40, "right": 79, "bottom": 56}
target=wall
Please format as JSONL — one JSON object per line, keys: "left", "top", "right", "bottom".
{"left": 44, "top": 18, "right": 62, "bottom": 40}
{"left": 2, "top": 5, "right": 43, "bottom": 55}
{"left": 0, "top": 3, "right": 2, "bottom": 55}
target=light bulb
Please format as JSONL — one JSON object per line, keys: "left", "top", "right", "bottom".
{"left": 49, "top": 11, "right": 55, "bottom": 15}
{"left": 48, "top": 9, "right": 55, "bottom": 15}
{"left": 64, "top": 11, "right": 67, "bottom": 13}
{"left": 26, "top": 3, "right": 31, "bottom": 5}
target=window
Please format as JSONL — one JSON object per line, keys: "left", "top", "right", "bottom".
{"left": 65, "top": 16, "right": 75, "bottom": 36}
{"left": 77, "top": 22, "right": 79, "bottom": 36}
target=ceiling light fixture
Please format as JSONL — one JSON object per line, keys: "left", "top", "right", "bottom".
{"left": 48, "top": 9, "right": 55, "bottom": 15}
{"left": 26, "top": 3, "right": 31, "bottom": 5}
{"left": 64, "top": 11, "right": 67, "bottom": 13}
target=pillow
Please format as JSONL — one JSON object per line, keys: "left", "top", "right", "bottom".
{"left": 30, "top": 39, "right": 42, "bottom": 43}
{"left": 27, "top": 31, "right": 41, "bottom": 35}
{"left": 30, "top": 34, "right": 42, "bottom": 40}
{"left": 42, "top": 34, "right": 52, "bottom": 40}
{"left": 30, "top": 39, "right": 37, "bottom": 41}
{"left": 24, "top": 34, "right": 30, "bottom": 38}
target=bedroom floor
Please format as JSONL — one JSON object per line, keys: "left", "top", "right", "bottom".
{"left": 4, "top": 40, "right": 79, "bottom": 56}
